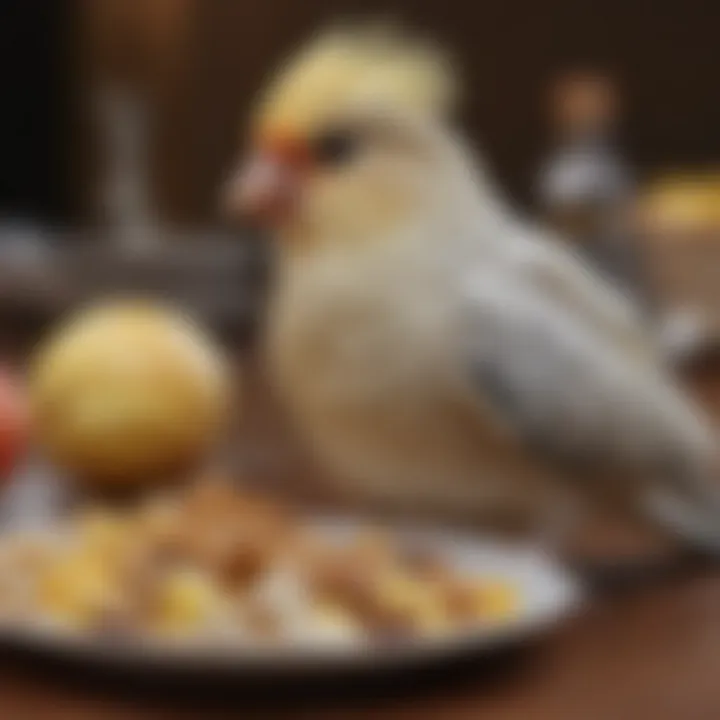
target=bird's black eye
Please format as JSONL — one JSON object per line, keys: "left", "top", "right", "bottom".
{"left": 310, "top": 129, "right": 359, "bottom": 167}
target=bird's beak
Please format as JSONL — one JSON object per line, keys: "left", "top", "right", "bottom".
{"left": 222, "top": 153, "right": 300, "bottom": 227}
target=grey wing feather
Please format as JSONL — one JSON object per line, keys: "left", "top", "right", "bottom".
{"left": 508, "top": 225, "right": 658, "bottom": 363}
{"left": 459, "top": 245, "right": 716, "bottom": 494}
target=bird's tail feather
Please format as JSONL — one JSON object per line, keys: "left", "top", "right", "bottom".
{"left": 644, "top": 483, "right": 720, "bottom": 556}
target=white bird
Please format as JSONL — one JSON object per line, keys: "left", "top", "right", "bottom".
{"left": 224, "top": 28, "right": 720, "bottom": 550}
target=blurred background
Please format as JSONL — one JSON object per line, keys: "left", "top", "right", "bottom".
{"left": 1, "top": 0, "right": 720, "bottom": 346}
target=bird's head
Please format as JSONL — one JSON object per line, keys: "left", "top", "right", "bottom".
{"left": 223, "top": 27, "right": 461, "bottom": 246}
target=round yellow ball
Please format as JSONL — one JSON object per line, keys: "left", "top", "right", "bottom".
{"left": 30, "top": 300, "right": 231, "bottom": 486}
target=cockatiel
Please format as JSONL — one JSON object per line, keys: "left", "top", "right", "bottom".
{"left": 225, "top": 28, "right": 720, "bottom": 549}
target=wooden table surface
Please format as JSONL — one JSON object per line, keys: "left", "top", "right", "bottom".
{"left": 2, "top": 352, "right": 720, "bottom": 719}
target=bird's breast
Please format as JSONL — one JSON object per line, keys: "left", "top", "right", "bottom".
{"left": 269, "top": 250, "right": 457, "bottom": 427}
{"left": 271, "top": 283, "right": 445, "bottom": 408}
{"left": 264, "top": 248, "right": 557, "bottom": 519}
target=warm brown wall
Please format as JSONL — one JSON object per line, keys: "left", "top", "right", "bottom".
{"left": 80, "top": 0, "right": 720, "bottom": 224}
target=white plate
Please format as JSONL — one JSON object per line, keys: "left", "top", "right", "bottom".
{"left": 0, "top": 519, "right": 582, "bottom": 677}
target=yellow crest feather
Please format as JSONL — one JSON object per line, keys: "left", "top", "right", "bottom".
{"left": 254, "top": 26, "right": 458, "bottom": 139}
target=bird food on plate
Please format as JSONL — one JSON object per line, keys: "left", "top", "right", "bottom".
{"left": 0, "top": 477, "right": 518, "bottom": 648}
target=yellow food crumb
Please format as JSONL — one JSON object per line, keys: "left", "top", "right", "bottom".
{"left": 476, "top": 582, "right": 519, "bottom": 618}
{"left": 376, "top": 571, "right": 449, "bottom": 633}
{"left": 38, "top": 555, "right": 119, "bottom": 627}
{"left": 152, "top": 569, "right": 223, "bottom": 635}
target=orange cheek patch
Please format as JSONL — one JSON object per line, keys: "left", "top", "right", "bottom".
{"left": 257, "top": 131, "right": 314, "bottom": 173}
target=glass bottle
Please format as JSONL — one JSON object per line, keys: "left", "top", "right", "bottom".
{"left": 537, "top": 72, "right": 644, "bottom": 302}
